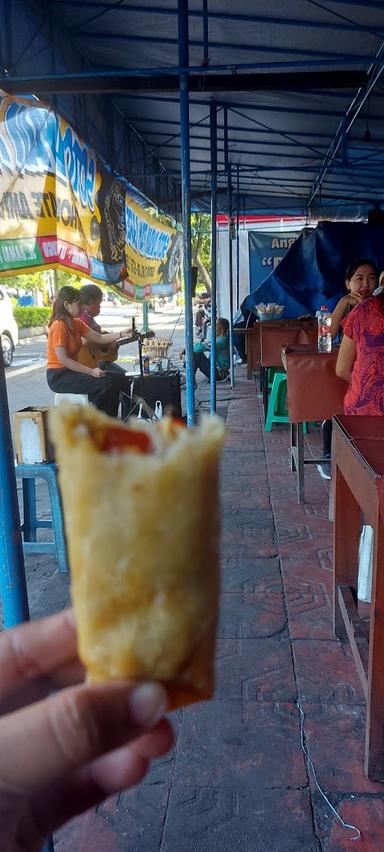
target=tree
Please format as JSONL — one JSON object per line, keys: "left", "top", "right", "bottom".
{"left": 0, "top": 269, "right": 82, "bottom": 294}
{"left": 191, "top": 213, "right": 212, "bottom": 293}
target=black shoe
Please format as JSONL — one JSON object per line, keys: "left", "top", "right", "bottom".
{"left": 316, "top": 461, "right": 331, "bottom": 480}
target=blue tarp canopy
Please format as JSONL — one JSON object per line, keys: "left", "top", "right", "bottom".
{"left": 3, "top": 2, "right": 384, "bottom": 220}
{"left": 242, "top": 221, "right": 384, "bottom": 320}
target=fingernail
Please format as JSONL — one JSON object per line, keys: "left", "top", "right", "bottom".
{"left": 129, "top": 682, "right": 168, "bottom": 727}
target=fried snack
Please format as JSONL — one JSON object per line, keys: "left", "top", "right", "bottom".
{"left": 49, "top": 405, "right": 225, "bottom": 709}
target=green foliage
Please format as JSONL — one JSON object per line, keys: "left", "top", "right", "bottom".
{"left": 55, "top": 270, "right": 84, "bottom": 289}
{"left": 1, "top": 270, "right": 86, "bottom": 292}
{"left": 14, "top": 307, "right": 51, "bottom": 328}
{"left": 1, "top": 272, "right": 47, "bottom": 291}
{"left": 191, "top": 214, "right": 211, "bottom": 272}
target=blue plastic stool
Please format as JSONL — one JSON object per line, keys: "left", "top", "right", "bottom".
{"left": 15, "top": 463, "right": 68, "bottom": 574}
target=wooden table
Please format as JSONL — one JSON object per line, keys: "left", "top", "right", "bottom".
{"left": 235, "top": 327, "right": 257, "bottom": 380}
{"left": 333, "top": 415, "right": 384, "bottom": 781}
{"left": 283, "top": 345, "right": 347, "bottom": 502}
{"left": 237, "top": 318, "right": 317, "bottom": 382}
{"left": 259, "top": 321, "right": 318, "bottom": 418}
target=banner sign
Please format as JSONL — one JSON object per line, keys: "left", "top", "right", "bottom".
{"left": 118, "top": 198, "right": 182, "bottom": 301}
{"left": 0, "top": 95, "right": 181, "bottom": 298}
{"left": 248, "top": 231, "right": 299, "bottom": 290}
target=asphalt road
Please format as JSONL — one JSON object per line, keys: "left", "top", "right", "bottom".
{"left": 6, "top": 304, "right": 186, "bottom": 415}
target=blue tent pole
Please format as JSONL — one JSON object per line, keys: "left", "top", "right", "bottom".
{"left": 236, "top": 164, "right": 240, "bottom": 311}
{"left": 210, "top": 101, "right": 217, "bottom": 413}
{"left": 178, "top": 0, "right": 195, "bottom": 425}
{"left": 224, "top": 122, "right": 235, "bottom": 389}
{"left": 0, "top": 340, "right": 29, "bottom": 627}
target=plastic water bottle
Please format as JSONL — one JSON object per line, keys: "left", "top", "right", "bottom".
{"left": 154, "top": 400, "right": 163, "bottom": 420}
{"left": 317, "top": 305, "right": 332, "bottom": 353}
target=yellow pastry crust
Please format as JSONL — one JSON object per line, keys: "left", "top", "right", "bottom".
{"left": 49, "top": 405, "right": 225, "bottom": 709}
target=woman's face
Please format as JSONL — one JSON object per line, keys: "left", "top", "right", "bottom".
{"left": 64, "top": 299, "right": 80, "bottom": 318}
{"left": 346, "top": 264, "right": 377, "bottom": 298}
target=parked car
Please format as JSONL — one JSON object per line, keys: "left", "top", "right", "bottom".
{"left": 0, "top": 288, "right": 19, "bottom": 366}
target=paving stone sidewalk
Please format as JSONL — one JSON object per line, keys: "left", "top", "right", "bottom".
{"left": 6, "top": 369, "right": 384, "bottom": 850}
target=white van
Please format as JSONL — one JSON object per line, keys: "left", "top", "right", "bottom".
{"left": 0, "top": 289, "right": 18, "bottom": 366}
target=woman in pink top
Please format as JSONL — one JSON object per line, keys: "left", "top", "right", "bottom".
{"left": 336, "top": 292, "right": 384, "bottom": 415}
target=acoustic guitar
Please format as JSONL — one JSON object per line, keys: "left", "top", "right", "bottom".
{"left": 77, "top": 333, "right": 137, "bottom": 369}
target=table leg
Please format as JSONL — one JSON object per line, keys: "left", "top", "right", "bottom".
{"left": 296, "top": 422, "right": 305, "bottom": 504}
{"left": 333, "top": 464, "right": 361, "bottom": 640}
{"left": 365, "top": 512, "right": 384, "bottom": 780}
{"left": 247, "top": 343, "right": 252, "bottom": 380}
{"left": 290, "top": 422, "right": 296, "bottom": 472}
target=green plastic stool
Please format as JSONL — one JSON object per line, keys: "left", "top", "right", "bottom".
{"left": 265, "top": 371, "right": 289, "bottom": 431}
{"left": 265, "top": 372, "right": 310, "bottom": 433}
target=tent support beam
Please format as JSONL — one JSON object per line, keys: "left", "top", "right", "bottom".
{"left": 0, "top": 345, "right": 29, "bottom": 628}
{"left": 224, "top": 110, "right": 235, "bottom": 389}
{"left": 178, "top": 0, "right": 195, "bottom": 426}
{"left": 0, "top": 69, "right": 368, "bottom": 95}
{"left": 308, "top": 43, "right": 384, "bottom": 206}
{"left": 210, "top": 101, "right": 217, "bottom": 413}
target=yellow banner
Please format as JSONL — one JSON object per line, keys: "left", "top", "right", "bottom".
{"left": 118, "top": 197, "right": 182, "bottom": 300}
{"left": 0, "top": 94, "right": 181, "bottom": 299}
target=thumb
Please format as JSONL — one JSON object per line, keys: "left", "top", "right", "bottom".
{"left": 0, "top": 681, "right": 167, "bottom": 795}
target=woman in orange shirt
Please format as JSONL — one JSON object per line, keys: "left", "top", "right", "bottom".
{"left": 46, "top": 285, "right": 132, "bottom": 417}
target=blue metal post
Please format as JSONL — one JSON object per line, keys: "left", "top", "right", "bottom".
{"left": 224, "top": 114, "right": 235, "bottom": 389}
{"left": 0, "top": 339, "right": 29, "bottom": 627}
{"left": 209, "top": 101, "right": 217, "bottom": 413}
{"left": 178, "top": 0, "right": 195, "bottom": 425}
{"left": 236, "top": 164, "right": 240, "bottom": 311}
{"left": 202, "top": 0, "right": 209, "bottom": 67}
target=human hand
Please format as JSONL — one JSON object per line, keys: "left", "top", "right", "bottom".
{"left": 120, "top": 327, "right": 134, "bottom": 339}
{"left": 0, "top": 610, "right": 173, "bottom": 852}
{"left": 91, "top": 367, "right": 106, "bottom": 378}
{"left": 346, "top": 292, "right": 364, "bottom": 305}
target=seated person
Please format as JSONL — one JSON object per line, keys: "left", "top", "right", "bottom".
{"left": 79, "top": 284, "right": 135, "bottom": 418}
{"left": 336, "top": 288, "right": 384, "bottom": 415}
{"left": 46, "top": 285, "right": 132, "bottom": 418}
{"left": 79, "top": 283, "right": 134, "bottom": 374}
{"left": 317, "top": 257, "right": 378, "bottom": 480}
{"left": 181, "top": 318, "right": 230, "bottom": 382}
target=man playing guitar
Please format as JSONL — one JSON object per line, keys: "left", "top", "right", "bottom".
{"left": 78, "top": 284, "right": 135, "bottom": 369}
{"left": 78, "top": 283, "right": 136, "bottom": 418}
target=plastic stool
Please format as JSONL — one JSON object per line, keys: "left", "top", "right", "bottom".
{"left": 265, "top": 371, "right": 289, "bottom": 431}
{"left": 15, "top": 463, "right": 68, "bottom": 573}
{"left": 54, "top": 392, "right": 88, "bottom": 406}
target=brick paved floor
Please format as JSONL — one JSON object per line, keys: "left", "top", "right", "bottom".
{"left": 7, "top": 368, "right": 384, "bottom": 850}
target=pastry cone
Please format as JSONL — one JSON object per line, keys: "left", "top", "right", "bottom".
{"left": 49, "top": 405, "right": 225, "bottom": 709}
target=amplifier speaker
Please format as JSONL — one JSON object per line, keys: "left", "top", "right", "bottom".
{"left": 131, "top": 371, "right": 182, "bottom": 418}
